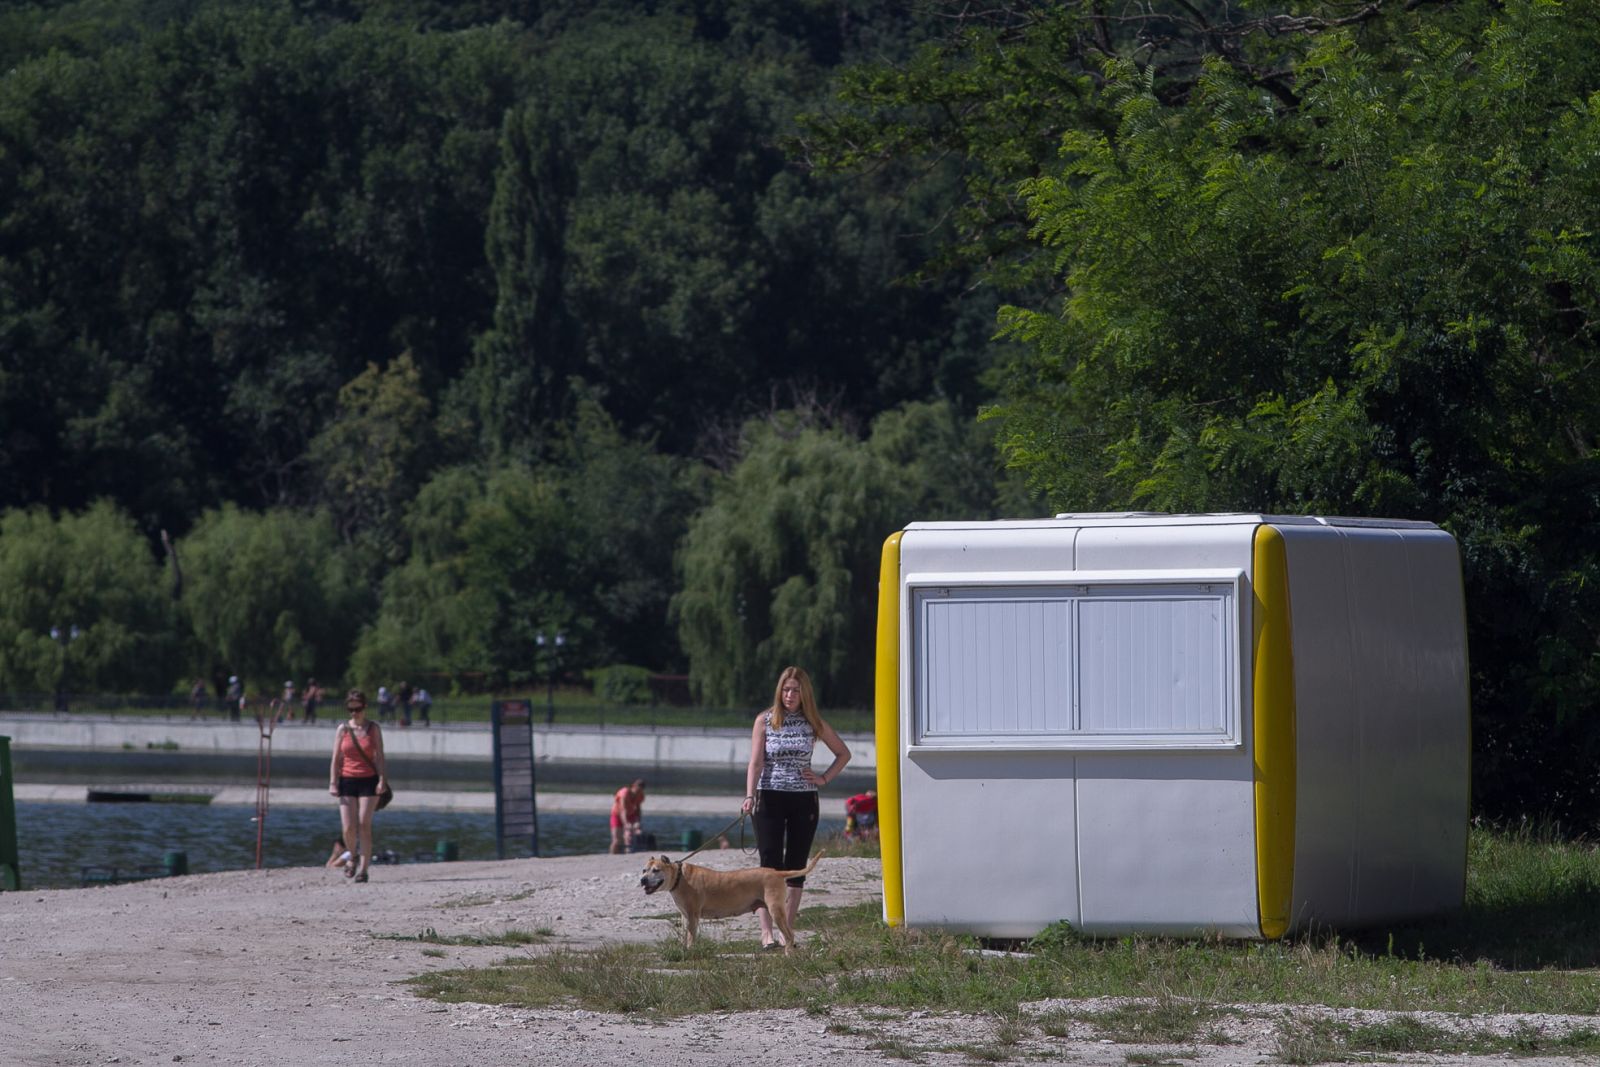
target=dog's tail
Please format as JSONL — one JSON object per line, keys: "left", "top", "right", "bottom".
{"left": 778, "top": 850, "right": 824, "bottom": 880}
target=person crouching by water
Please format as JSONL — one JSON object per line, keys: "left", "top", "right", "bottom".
{"left": 609, "top": 778, "right": 646, "bottom": 854}
{"left": 329, "top": 689, "right": 387, "bottom": 883}
{"left": 742, "top": 665, "right": 850, "bottom": 950}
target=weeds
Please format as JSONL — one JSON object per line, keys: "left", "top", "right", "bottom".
{"left": 1085, "top": 999, "right": 1228, "bottom": 1044}
{"left": 408, "top": 894, "right": 1600, "bottom": 1020}
{"left": 375, "top": 926, "right": 549, "bottom": 947}
{"left": 864, "top": 1035, "right": 924, "bottom": 1061}
{"left": 408, "top": 824, "right": 1600, "bottom": 1057}
{"left": 441, "top": 888, "right": 538, "bottom": 909}
{"left": 1275, "top": 1013, "right": 1600, "bottom": 1064}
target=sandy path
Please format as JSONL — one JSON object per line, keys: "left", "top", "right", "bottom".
{"left": 2, "top": 851, "right": 1594, "bottom": 1067}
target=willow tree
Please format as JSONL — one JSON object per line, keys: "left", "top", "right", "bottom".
{"left": 674, "top": 401, "right": 1022, "bottom": 709}
{"left": 0, "top": 502, "right": 179, "bottom": 698}
{"left": 178, "top": 505, "right": 366, "bottom": 693}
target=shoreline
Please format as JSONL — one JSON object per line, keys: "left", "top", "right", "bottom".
{"left": 11, "top": 782, "right": 850, "bottom": 816}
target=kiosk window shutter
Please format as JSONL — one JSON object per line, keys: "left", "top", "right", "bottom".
{"left": 912, "top": 578, "right": 1240, "bottom": 749}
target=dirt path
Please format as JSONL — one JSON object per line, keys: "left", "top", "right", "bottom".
{"left": 1, "top": 851, "right": 1592, "bottom": 1067}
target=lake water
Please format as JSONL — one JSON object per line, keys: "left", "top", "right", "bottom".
{"left": 13, "top": 801, "right": 836, "bottom": 890}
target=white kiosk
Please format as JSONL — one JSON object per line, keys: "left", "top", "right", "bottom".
{"left": 873, "top": 514, "right": 1470, "bottom": 938}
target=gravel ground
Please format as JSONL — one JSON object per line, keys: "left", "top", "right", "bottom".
{"left": 2, "top": 850, "right": 1596, "bottom": 1067}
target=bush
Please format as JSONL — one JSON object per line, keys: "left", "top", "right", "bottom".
{"left": 591, "top": 664, "right": 653, "bottom": 706}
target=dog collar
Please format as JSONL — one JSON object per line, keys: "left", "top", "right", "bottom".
{"left": 667, "top": 860, "right": 682, "bottom": 892}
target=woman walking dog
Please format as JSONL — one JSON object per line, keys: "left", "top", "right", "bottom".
{"left": 329, "top": 689, "right": 387, "bottom": 883}
{"left": 742, "top": 665, "right": 850, "bottom": 950}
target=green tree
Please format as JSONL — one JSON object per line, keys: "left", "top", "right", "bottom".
{"left": 454, "top": 10, "right": 1003, "bottom": 459}
{"left": 551, "top": 394, "right": 709, "bottom": 669}
{"left": 0, "top": 3, "right": 523, "bottom": 524}
{"left": 350, "top": 464, "right": 584, "bottom": 687}
{"left": 309, "top": 352, "right": 437, "bottom": 563}
{"left": 982, "top": 3, "right": 1600, "bottom": 819}
{"left": 674, "top": 400, "right": 1022, "bottom": 709}
{"left": 178, "top": 505, "right": 365, "bottom": 692}
{"left": 0, "top": 502, "right": 179, "bottom": 697}
{"left": 353, "top": 397, "right": 707, "bottom": 683}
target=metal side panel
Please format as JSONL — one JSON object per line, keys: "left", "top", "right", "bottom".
{"left": 1075, "top": 752, "right": 1260, "bottom": 936}
{"left": 899, "top": 750, "right": 1080, "bottom": 937}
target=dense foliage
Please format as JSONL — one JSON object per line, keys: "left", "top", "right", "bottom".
{"left": 3, "top": 0, "right": 1597, "bottom": 820}
{"left": 800, "top": 0, "right": 1600, "bottom": 820}
{"left": 0, "top": 0, "right": 1006, "bottom": 712}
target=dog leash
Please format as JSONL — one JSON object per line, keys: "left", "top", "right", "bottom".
{"left": 675, "top": 811, "right": 749, "bottom": 864}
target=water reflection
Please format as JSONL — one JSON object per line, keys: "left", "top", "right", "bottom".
{"left": 14, "top": 801, "right": 831, "bottom": 890}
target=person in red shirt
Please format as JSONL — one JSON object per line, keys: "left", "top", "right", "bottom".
{"left": 609, "top": 778, "right": 646, "bottom": 854}
{"left": 844, "top": 790, "right": 878, "bottom": 841}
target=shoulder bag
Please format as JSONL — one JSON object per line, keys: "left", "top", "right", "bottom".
{"left": 340, "top": 724, "right": 394, "bottom": 810}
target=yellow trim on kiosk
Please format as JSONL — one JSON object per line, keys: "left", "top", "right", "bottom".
{"left": 1252, "top": 524, "right": 1297, "bottom": 940}
{"left": 875, "top": 530, "right": 905, "bottom": 927}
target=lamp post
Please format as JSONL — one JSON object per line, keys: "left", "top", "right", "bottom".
{"left": 535, "top": 631, "right": 565, "bottom": 725}
{"left": 49, "top": 624, "right": 80, "bottom": 712}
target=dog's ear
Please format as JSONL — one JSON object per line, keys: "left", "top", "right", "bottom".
{"left": 659, "top": 854, "right": 671, "bottom": 864}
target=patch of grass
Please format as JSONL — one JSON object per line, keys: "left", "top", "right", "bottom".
{"left": 812, "top": 830, "right": 881, "bottom": 861}
{"left": 408, "top": 894, "right": 1600, "bottom": 1021}
{"left": 1342, "top": 819, "right": 1600, "bottom": 969}
{"left": 376, "top": 926, "right": 549, "bottom": 948}
{"left": 441, "top": 888, "right": 537, "bottom": 909}
{"left": 941, "top": 1014, "right": 1030, "bottom": 1062}
{"left": 1507, "top": 1024, "right": 1600, "bottom": 1056}
{"left": 939, "top": 1041, "right": 1011, "bottom": 1062}
{"left": 1086, "top": 999, "right": 1227, "bottom": 1044}
{"left": 1125, "top": 1053, "right": 1188, "bottom": 1066}
{"left": 409, "top": 825, "right": 1600, "bottom": 1035}
{"left": 864, "top": 1035, "right": 926, "bottom": 1061}
{"left": 1275, "top": 1013, "right": 1600, "bottom": 1064}
{"left": 421, "top": 948, "right": 446, "bottom": 958}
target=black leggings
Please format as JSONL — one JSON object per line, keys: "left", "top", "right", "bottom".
{"left": 754, "top": 789, "right": 819, "bottom": 887}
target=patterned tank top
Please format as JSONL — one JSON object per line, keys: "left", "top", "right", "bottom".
{"left": 759, "top": 711, "right": 817, "bottom": 793}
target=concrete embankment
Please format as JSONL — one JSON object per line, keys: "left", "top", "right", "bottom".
{"left": 8, "top": 783, "right": 846, "bottom": 816}
{"left": 0, "top": 711, "right": 877, "bottom": 801}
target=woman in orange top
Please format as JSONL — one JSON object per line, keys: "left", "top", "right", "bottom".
{"left": 328, "top": 689, "right": 387, "bottom": 883}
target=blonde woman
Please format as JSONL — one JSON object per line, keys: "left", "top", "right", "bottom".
{"left": 741, "top": 666, "right": 850, "bottom": 950}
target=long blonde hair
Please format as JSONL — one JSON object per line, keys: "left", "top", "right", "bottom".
{"left": 767, "top": 665, "right": 822, "bottom": 732}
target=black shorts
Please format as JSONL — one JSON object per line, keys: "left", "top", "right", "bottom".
{"left": 338, "top": 775, "right": 379, "bottom": 798}
{"left": 753, "top": 789, "right": 820, "bottom": 887}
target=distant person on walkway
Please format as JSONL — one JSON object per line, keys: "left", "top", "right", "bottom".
{"left": 376, "top": 685, "right": 394, "bottom": 723}
{"left": 189, "top": 679, "right": 207, "bottom": 720}
{"left": 280, "top": 680, "right": 296, "bottom": 722}
{"left": 397, "top": 680, "right": 413, "bottom": 728}
{"left": 329, "top": 689, "right": 387, "bottom": 884}
{"left": 609, "top": 778, "right": 646, "bottom": 854}
{"left": 226, "top": 675, "right": 242, "bottom": 721}
{"left": 301, "top": 678, "right": 321, "bottom": 724}
{"left": 742, "top": 665, "right": 850, "bottom": 950}
{"left": 414, "top": 686, "right": 432, "bottom": 726}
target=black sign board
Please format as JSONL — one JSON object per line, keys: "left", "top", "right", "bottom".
{"left": 490, "top": 700, "right": 539, "bottom": 859}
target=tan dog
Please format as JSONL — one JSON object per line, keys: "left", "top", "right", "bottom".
{"left": 639, "top": 852, "right": 822, "bottom": 954}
